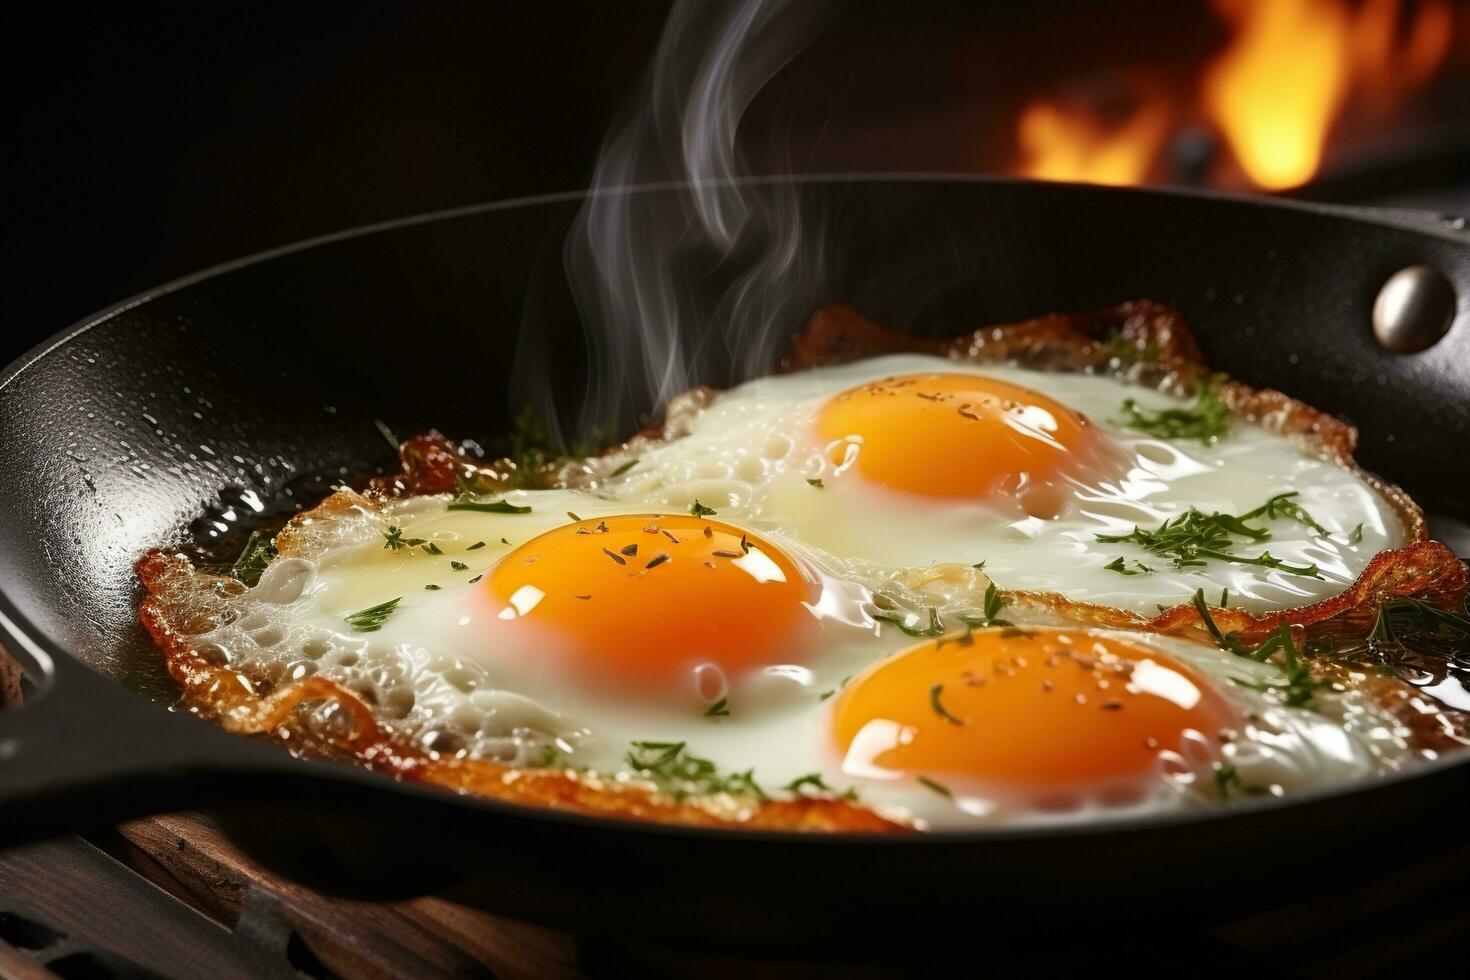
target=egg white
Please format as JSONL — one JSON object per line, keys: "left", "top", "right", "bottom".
{"left": 604, "top": 354, "right": 1406, "bottom": 616}
{"left": 196, "top": 476, "right": 1418, "bottom": 829}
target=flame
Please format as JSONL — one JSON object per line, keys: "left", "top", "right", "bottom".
{"left": 1013, "top": 0, "right": 1457, "bottom": 191}
{"left": 1351, "top": 0, "right": 1455, "bottom": 115}
{"left": 1204, "top": 0, "right": 1455, "bottom": 190}
{"left": 1015, "top": 98, "right": 1171, "bottom": 187}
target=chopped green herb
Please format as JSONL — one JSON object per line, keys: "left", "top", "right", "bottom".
{"left": 567, "top": 511, "right": 582, "bottom": 522}
{"left": 1313, "top": 595, "right": 1470, "bottom": 682}
{"left": 421, "top": 541, "right": 443, "bottom": 556}
{"left": 1345, "top": 523, "right": 1364, "bottom": 545}
{"left": 929, "top": 683, "right": 965, "bottom": 726}
{"left": 819, "top": 689, "right": 835, "bottom": 701}
{"left": 1103, "top": 556, "right": 1153, "bottom": 575}
{"left": 806, "top": 478, "right": 825, "bottom": 488}
{"left": 977, "top": 582, "right": 1011, "bottom": 627}
{"left": 468, "top": 574, "right": 483, "bottom": 584}
{"left": 344, "top": 597, "right": 401, "bottom": 633}
{"left": 1117, "top": 374, "right": 1230, "bottom": 444}
{"left": 703, "top": 697, "right": 730, "bottom": 718}
{"left": 373, "top": 418, "right": 400, "bottom": 452}
{"left": 466, "top": 541, "right": 486, "bottom": 551}
{"left": 782, "top": 773, "right": 855, "bottom": 800}
{"left": 450, "top": 560, "right": 469, "bottom": 572}
{"left": 424, "top": 584, "right": 441, "bottom": 591}
{"left": 917, "top": 776, "right": 952, "bottom": 797}
{"left": 383, "top": 526, "right": 407, "bottom": 551}
{"left": 1192, "top": 589, "right": 1319, "bottom": 706}
{"left": 1096, "top": 494, "right": 1325, "bottom": 578}
{"left": 448, "top": 498, "right": 532, "bottom": 514}
{"left": 784, "top": 773, "right": 831, "bottom": 794}
{"left": 873, "top": 603, "right": 945, "bottom": 637}
{"left": 624, "top": 741, "right": 765, "bottom": 801}
{"left": 690, "top": 499, "right": 718, "bottom": 518}
{"left": 230, "top": 530, "right": 277, "bottom": 587}
{"left": 610, "top": 458, "right": 638, "bottom": 478}
{"left": 1243, "top": 491, "right": 1328, "bottom": 536}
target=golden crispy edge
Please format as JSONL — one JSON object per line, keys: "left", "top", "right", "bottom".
{"left": 136, "top": 536, "right": 903, "bottom": 834}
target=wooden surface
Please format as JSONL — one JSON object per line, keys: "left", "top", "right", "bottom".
{"left": 1, "top": 809, "right": 1469, "bottom": 978}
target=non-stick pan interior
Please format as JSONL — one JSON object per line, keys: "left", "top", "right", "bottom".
{"left": 2, "top": 176, "right": 1467, "bottom": 692}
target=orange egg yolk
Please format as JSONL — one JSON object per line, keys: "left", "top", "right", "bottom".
{"left": 485, "top": 515, "right": 818, "bottom": 697}
{"left": 831, "top": 628, "right": 1237, "bottom": 796}
{"left": 815, "top": 373, "right": 1118, "bottom": 516}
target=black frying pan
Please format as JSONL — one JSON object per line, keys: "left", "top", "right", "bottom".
{"left": 2, "top": 176, "right": 1468, "bottom": 952}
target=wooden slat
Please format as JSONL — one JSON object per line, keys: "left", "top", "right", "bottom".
{"left": 110, "top": 812, "right": 582, "bottom": 979}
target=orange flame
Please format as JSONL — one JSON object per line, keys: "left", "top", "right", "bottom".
{"left": 1204, "top": 0, "right": 1454, "bottom": 190}
{"left": 1012, "top": 0, "right": 1457, "bottom": 191}
{"left": 1015, "top": 98, "right": 1171, "bottom": 187}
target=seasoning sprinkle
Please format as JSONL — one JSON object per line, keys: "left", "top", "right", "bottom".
{"left": 712, "top": 549, "right": 741, "bottom": 559}
{"left": 646, "top": 553, "right": 670, "bottom": 569}
{"left": 917, "top": 776, "right": 952, "bottom": 797}
{"left": 450, "top": 560, "right": 468, "bottom": 571}
{"left": 929, "top": 683, "right": 965, "bottom": 726}
{"left": 602, "top": 547, "right": 627, "bottom": 565}
{"left": 620, "top": 543, "right": 638, "bottom": 557}
{"left": 466, "top": 541, "right": 486, "bottom": 551}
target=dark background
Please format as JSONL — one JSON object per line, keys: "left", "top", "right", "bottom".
{"left": 7, "top": 2, "right": 1466, "bottom": 369}
{"left": 0, "top": 1, "right": 1240, "bottom": 368}
{"left": 2, "top": 3, "right": 676, "bottom": 367}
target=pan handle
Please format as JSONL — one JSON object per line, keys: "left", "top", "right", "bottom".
{"left": 0, "top": 601, "right": 288, "bottom": 845}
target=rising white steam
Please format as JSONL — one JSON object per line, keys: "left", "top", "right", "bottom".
{"left": 517, "top": 0, "right": 831, "bottom": 441}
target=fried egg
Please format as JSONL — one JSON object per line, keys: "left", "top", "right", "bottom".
{"left": 191, "top": 481, "right": 1416, "bottom": 830}
{"left": 603, "top": 354, "right": 1407, "bottom": 615}
{"left": 210, "top": 489, "right": 906, "bottom": 767}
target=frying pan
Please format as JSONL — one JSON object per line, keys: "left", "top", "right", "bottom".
{"left": 2, "top": 176, "right": 1468, "bottom": 952}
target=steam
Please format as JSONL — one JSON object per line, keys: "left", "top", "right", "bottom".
{"left": 518, "top": 0, "right": 831, "bottom": 441}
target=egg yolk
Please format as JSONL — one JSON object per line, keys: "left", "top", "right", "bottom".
{"left": 485, "top": 515, "right": 818, "bottom": 697}
{"left": 831, "top": 628, "right": 1237, "bottom": 796}
{"left": 815, "top": 373, "right": 1118, "bottom": 516}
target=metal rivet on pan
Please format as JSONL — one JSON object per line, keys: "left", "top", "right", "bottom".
{"left": 1372, "top": 264, "right": 1456, "bottom": 353}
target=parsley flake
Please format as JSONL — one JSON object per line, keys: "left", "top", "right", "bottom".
{"left": 448, "top": 498, "right": 532, "bottom": 514}
{"left": 1096, "top": 493, "right": 1325, "bottom": 578}
{"left": 344, "top": 597, "right": 401, "bottom": 633}
{"left": 230, "top": 530, "right": 277, "bottom": 587}
{"left": 1117, "top": 375, "right": 1230, "bottom": 444}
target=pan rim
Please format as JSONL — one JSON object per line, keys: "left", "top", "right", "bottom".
{"left": 5, "top": 171, "right": 1462, "bottom": 392}
{"left": 2, "top": 172, "right": 1466, "bottom": 847}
